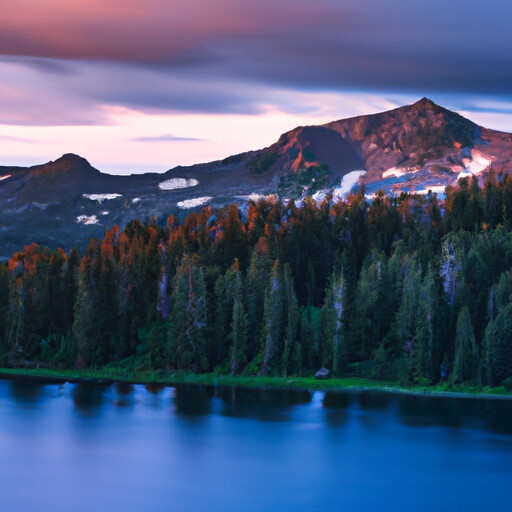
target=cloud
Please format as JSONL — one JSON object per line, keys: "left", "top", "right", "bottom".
{"left": 1, "top": 0, "right": 511, "bottom": 96}
{"left": 1, "top": 0, "right": 512, "bottom": 128}
{"left": 0, "top": 133, "right": 36, "bottom": 143}
{"left": 133, "top": 134, "right": 201, "bottom": 142}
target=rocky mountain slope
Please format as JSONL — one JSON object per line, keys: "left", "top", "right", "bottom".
{"left": 1, "top": 98, "right": 511, "bottom": 257}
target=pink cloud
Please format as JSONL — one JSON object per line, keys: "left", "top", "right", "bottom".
{"left": 1, "top": 0, "right": 346, "bottom": 61}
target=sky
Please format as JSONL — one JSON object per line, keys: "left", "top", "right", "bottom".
{"left": 1, "top": 0, "right": 512, "bottom": 174}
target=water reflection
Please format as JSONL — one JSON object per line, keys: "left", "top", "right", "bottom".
{"left": 322, "top": 391, "right": 351, "bottom": 427}
{"left": 114, "top": 382, "right": 135, "bottom": 407}
{"left": 173, "top": 385, "right": 214, "bottom": 416}
{"left": 145, "top": 383, "right": 165, "bottom": 395}
{"left": 72, "top": 383, "right": 108, "bottom": 413}
{"left": 396, "top": 394, "right": 512, "bottom": 435}
{"left": 8, "top": 379, "right": 45, "bottom": 404}
{"left": 217, "top": 386, "right": 312, "bottom": 421}
{"left": 1, "top": 377, "right": 512, "bottom": 512}
{"left": 356, "top": 390, "right": 393, "bottom": 410}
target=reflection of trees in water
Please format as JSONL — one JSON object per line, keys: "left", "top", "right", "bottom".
{"left": 173, "top": 385, "right": 214, "bottom": 416}
{"left": 322, "top": 392, "right": 351, "bottom": 427}
{"left": 145, "top": 383, "right": 165, "bottom": 394}
{"left": 217, "top": 386, "right": 312, "bottom": 421}
{"left": 72, "top": 383, "right": 109, "bottom": 412}
{"left": 396, "top": 394, "right": 512, "bottom": 435}
{"left": 356, "top": 390, "right": 392, "bottom": 410}
{"left": 114, "top": 382, "right": 134, "bottom": 406}
{"left": 8, "top": 380, "right": 44, "bottom": 404}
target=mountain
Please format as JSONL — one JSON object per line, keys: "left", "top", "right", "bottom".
{"left": 1, "top": 98, "right": 511, "bottom": 257}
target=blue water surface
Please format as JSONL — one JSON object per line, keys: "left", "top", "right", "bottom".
{"left": 1, "top": 378, "right": 511, "bottom": 511}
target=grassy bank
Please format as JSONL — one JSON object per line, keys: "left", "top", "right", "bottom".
{"left": 1, "top": 366, "right": 512, "bottom": 399}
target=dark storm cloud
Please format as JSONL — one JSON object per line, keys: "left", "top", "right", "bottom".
{"left": 2, "top": 0, "right": 512, "bottom": 124}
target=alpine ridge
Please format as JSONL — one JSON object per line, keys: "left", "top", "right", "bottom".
{"left": 1, "top": 98, "right": 511, "bottom": 257}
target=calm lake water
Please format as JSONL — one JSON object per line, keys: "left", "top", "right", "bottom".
{"left": 1, "top": 378, "right": 512, "bottom": 511}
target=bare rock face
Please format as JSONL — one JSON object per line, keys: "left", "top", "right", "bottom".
{"left": 315, "top": 368, "right": 330, "bottom": 380}
{"left": 1, "top": 98, "right": 512, "bottom": 257}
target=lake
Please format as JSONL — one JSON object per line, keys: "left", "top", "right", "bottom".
{"left": 1, "top": 378, "right": 512, "bottom": 511}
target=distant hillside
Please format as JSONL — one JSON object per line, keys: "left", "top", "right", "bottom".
{"left": 1, "top": 98, "right": 511, "bottom": 256}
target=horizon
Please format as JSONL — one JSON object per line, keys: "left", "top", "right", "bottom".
{"left": 2, "top": 1, "right": 512, "bottom": 174}
{"left": 3, "top": 97, "right": 511, "bottom": 176}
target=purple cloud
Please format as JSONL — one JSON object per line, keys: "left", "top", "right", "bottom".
{"left": 133, "top": 134, "right": 201, "bottom": 142}
{"left": 1, "top": 0, "right": 512, "bottom": 126}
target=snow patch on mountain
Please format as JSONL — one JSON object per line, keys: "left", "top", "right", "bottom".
{"left": 132, "top": 197, "right": 141, "bottom": 203}
{"left": 335, "top": 170, "right": 367, "bottom": 198}
{"left": 76, "top": 215, "right": 99, "bottom": 225}
{"left": 383, "top": 167, "right": 406, "bottom": 179}
{"left": 457, "top": 171, "right": 472, "bottom": 180}
{"left": 83, "top": 193, "right": 122, "bottom": 203}
{"left": 463, "top": 149, "right": 491, "bottom": 175}
{"left": 177, "top": 196, "right": 212, "bottom": 209}
{"left": 236, "top": 193, "right": 263, "bottom": 202}
{"left": 158, "top": 178, "right": 199, "bottom": 190}
{"left": 0, "top": 174, "right": 12, "bottom": 181}
{"left": 415, "top": 185, "right": 446, "bottom": 195}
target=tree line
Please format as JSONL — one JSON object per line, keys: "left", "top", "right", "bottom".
{"left": 1, "top": 171, "right": 512, "bottom": 388}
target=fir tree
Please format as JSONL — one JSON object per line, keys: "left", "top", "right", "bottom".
{"left": 484, "top": 303, "right": 512, "bottom": 386}
{"left": 282, "top": 264, "right": 300, "bottom": 376}
{"left": 322, "top": 271, "right": 346, "bottom": 376}
{"left": 261, "top": 260, "right": 284, "bottom": 375}
{"left": 230, "top": 294, "right": 248, "bottom": 375}
{"left": 413, "top": 266, "right": 437, "bottom": 383}
{"left": 453, "top": 306, "right": 479, "bottom": 384}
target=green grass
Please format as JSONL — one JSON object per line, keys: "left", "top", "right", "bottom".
{"left": 1, "top": 367, "right": 512, "bottom": 398}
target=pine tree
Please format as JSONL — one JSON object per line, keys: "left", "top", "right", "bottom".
{"left": 230, "top": 293, "right": 248, "bottom": 375}
{"left": 394, "top": 254, "right": 421, "bottom": 380}
{"left": 0, "top": 264, "right": 8, "bottom": 361}
{"left": 169, "top": 256, "right": 209, "bottom": 371}
{"left": 282, "top": 264, "right": 300, "bottom": 376}
{"left": 439, "top": 233, "right": 465, "bottom": 306}
{"left": 6, "top": 253, "right": 26, "bottom": 356}
{"left": 321, "top": 271, "right": 346, "bottom": 375}
{"left": 413, "top": 265, "right": 437, "bottom": 383}
{"left": 246, "top": 237, "right": 272, "bottom": 358}
{"left": 453, "top": 306, "right": 479, "bottom": 384}
{"left": 299, "top": 305, "right": 321, "bottom": 370}
{"left": 261, "top": 260, "right": 284, "bottom": 375}
{"left": 484, "top": 303, "right": 512, "bottom": 386}
{"left": 72, "top": 240, "right": 103, "bottom": 365}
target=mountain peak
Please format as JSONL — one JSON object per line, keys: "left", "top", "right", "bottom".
{"left": 414, "top": 97, "right": 438, "bottom": 108}
{"left": 56, "top": 153, "right": 91, "bottom": 165}
{"left": 40, "top": 153, "right": 98, "bottom": 175}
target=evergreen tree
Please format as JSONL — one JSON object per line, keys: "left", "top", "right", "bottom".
{"left": 0, "top": 264, "right": 8, "bottom": 361}
{"left": 261, "top": 260, "right": 284, "bottom": 375}
{"left": 413, "top": 266, "right": 437, "bottom": 383}
{"left": 299, "top": 305, "right": 321, "bottom": 370}
{"left": 439, "top": 233, "right": 465, "bottom": 307}
{"left": 393, "top": 254, "right": 421, "bottom": 380}
{"left": 351, "top": 252, "right": 388, "bottom": 361}
{"left": 321, "top": 271, "right": 346, "bottom": 375}
{"left": 6, "top": 253, "right": 26, "bottom": 356}
{"left": 246, "top": 237, "right": 272, "bottom": 358}
{"left": 484, "top": 303, "right": 512, "bottom": 386}
{"left": 169, "top": 256, "right": 209, "bottom": 371}
{"left": 282, "top": 264, "right": 300, "bottom": 376}
{"left": 230, "top": 287, "right": 248, "bottom": 375}
{"left": 453, "top": 306, "right": 479, "bottom": 384}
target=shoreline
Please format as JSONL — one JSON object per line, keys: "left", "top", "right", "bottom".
{"left": 1, "top": 367, "right": 512, "bottom": 401}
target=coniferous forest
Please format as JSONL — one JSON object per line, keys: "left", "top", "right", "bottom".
{"left": 2, "top": 173, "right": 512, "bottom": 389}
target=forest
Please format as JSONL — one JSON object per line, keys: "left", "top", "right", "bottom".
{"left": 1, "top": 172, "right": 512, "bottom": 389}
